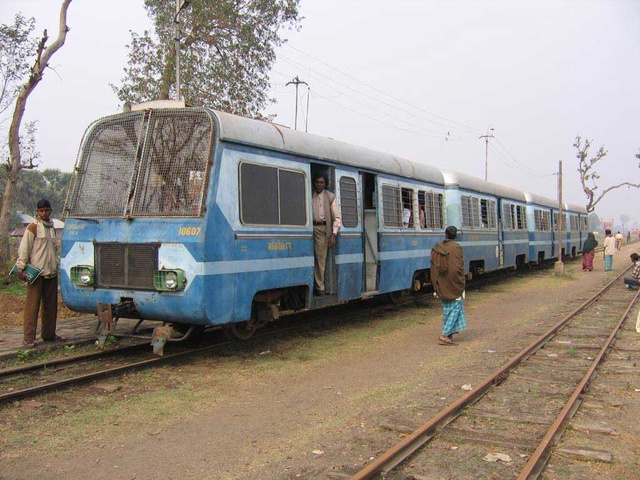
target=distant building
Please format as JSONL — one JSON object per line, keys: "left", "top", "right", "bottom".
{"left": 10, "top": 211, "right": 65, "bottom": 238}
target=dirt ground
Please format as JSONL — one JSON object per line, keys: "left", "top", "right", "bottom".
{"left": 0, "top": 291, "right": 83, "bottom": 329}
{"left": 1, "top": 250, "right": 639, "bottom": 480}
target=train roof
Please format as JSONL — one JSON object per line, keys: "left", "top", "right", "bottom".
{"left": 127, "top": 102, "right": 588, "bottom": 212}
{"left": 564, "top": 203, "right": 588, "bottom": 214}
{"left": 440, "top": 170, "right": 527, "bottom": 202}
{"left": 212, "top": 109, "right": 445, "bottom": 186}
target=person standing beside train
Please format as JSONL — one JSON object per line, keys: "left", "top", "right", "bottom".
{"left": 16, "top": 199, "right": 64, "bottom": 348}
{"left": 430, "top": 226, "right": 467, "bottom": 346}
{"left": 582, "top": 232, "right": 598, "bottom": 272}
{"left": 603, "top": 229, "right": 616, "bottom": 271}
{"left": 312, "top": 173, "right": 341, "bottom": 295}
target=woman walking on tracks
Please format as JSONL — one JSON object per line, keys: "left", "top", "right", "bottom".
{"left": 430, "top": 226, "right": 467, "bottom": 346}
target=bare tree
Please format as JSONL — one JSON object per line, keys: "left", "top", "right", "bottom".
{"left": 574, "top": 135, "right": 640, "bottom": 213}
{"left": 0, "top": 0, "right": 72, "bottom": 246}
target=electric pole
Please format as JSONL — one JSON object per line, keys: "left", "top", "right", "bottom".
{"left": 479, "top": 126, "right": 495, "bottom": 181}
{"left": 286, "top": 76, "right": 308, "bottom": 130}
{"left": 174, "top": 0, "right": 190, "bottom": 100}
{"left": 555, "top": 160, "right": 564, "bottom": 276}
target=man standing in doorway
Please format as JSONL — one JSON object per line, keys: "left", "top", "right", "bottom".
{"left": 430, "top": 226, "right": 467, "bottom": 345}
{"left": 16, "top": 199, "right": 64, "bottom": 348}
{"left": 312, "top": 173, "right": 341, "bottom": 295}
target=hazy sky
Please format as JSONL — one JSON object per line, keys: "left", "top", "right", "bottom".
{"left": 2, "top": 0, "right": 639, "bottom": 226}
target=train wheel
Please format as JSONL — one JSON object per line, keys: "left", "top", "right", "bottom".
{"left": 225, "top": 321, "right": 257, "bottom": 340}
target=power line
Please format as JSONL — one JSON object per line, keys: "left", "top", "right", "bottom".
{"left": 284, "top": 44, "right": 484, "bottom": 136}
{"left": 277, "top": 52, "right": 481, "bottom": 139}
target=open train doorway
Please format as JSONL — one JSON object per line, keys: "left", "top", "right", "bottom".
{"left": 310, "top": 164, "right": 338, "bottom": 296}
{"left": 362, "top": 172, "right": 379, "bottom": 293}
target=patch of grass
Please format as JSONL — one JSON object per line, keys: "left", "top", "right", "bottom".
{"left": 563, "top": 266, "right": 576, "bottom": 279}
{"left": 0, "top": 275, "right": 26, "bottom": 296}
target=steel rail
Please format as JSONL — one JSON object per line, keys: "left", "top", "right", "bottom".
{"left": 349, "top": 268, "right": 631, "bottom": 480}
{"left": 517, "top": 287, "right": 640, "bottom": 479}
{"left": 0, "top": 342, "right": 150, "bottom": 379}
{"left": 0, "top": 297, "right": 403, "bottom": 405}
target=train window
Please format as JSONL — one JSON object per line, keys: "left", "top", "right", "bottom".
{"left": 516, "top": 205, "right": 527, "bottom": 229}
{"left": 382, "top": 185, "right": 402, "bottom": 228}
{"left": 552, "top": 213, "right": 568, "bottom": 231}
{"left": 239, "top": 163, "right": 306, "bottom": 226}
{"left": 480, "top": 199, "right": 497, "bottom": 228}
{"left": 339, "top": 177, "right": 359, "bottom": 228}
{"left": 67, "top": 110, "right": 213, "bottom": 218}
{"left": 535, "top": 210, "right": 551, "bottom": 231}
{"left": 503, "top": 203, "right": 514, "bottom": 229}
{"left": 419, "top": 191, "right": 443, "bottom": 229}
{"left": 401, "top": 188, "right": 414, "bottom": 228}
{"left": 130, "top": 111, "right": 212, "bottom": 217}
{"left": 279, "top": 169, "right": 306, "bottom": 225}
{"left": 461, "top": 196, "right": 480, "bottom": 228}
{"left": 505, "top": 203, "right": 526, "bottom": 230}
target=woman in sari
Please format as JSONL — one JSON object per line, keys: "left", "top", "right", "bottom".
{"left": 582, "top": 232, "right": 598, "bottom": 271}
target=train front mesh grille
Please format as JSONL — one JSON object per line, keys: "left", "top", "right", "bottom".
{"left": 96, "top": 243, "right": 157, "bottom": 290}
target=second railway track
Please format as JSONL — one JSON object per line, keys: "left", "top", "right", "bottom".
{"left": 348, "top": 267, "right": 639, "bottom": 480}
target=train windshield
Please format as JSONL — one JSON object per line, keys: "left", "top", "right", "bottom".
{"left": 65, "top": 108, "right": 213, "bottom": 218}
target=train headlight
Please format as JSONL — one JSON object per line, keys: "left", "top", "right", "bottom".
{"left": 70, "top": 265, "right": 94, "bottom": 286}
{"left": 153, "top": 269, "right": 186, "bottom": 292}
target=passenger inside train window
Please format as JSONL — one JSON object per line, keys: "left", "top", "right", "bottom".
{"left": 402, "top": 204, "right": 412, "bottom": 228}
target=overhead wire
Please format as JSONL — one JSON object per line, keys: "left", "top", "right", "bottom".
{"left": 277, "top": 56, "right": 452, "bottom": 138}
{"left": 272, "top": 46, "right": 550, "bottom": 182}
{"left": 277, "top": 53, "right": 478, "bottom": 140}
{"left": 284, "top": 44, "right": 484, "bottom": 136}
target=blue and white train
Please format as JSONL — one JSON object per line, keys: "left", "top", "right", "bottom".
{"left": 60, "top": 100, "right": 588, "bottom": 341}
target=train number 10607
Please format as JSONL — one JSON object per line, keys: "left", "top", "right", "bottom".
{"left": 178, "top": 227, "right": 202, "bottom": 236}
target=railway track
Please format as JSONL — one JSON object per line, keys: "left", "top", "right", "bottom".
{"left": 0, "top": 260, "right": 540, "bottom": 407}
{"left": 347, "top": 267, "right": 638, "bottom": 480}
{"left": 0, "top": 288, "right": 420, "bottom": 406}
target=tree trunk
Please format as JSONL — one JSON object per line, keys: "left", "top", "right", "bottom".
{"left": 0, "top": 0, "right": 72, "bottom": 245}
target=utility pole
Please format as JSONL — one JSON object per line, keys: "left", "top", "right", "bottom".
{"left": 479, "top": 126, "right": 495, "bottom": 181}
{"left": 174, "top": 0, "right": 190, "bottom": 101}
{"left": 286, "top": 76, "right": 308, "bottom": 130}
{"left": 555, "top": 160, "right": 564, "bottom": 276}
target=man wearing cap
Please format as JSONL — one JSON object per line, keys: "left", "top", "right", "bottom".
{"left": 16, "top": 199, "right": 64, "bottom": 347}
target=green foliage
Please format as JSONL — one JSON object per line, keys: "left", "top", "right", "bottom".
{"left": 0, "top": 14, "right": 38, "bottom": 171}
{"left": 0, "top": 168, "right": 72, "bottom": 215}
{"left": 587, "top": 212, "right": 601, "bottom": 231}
{"left": 0, "top": 13, "right": 37, "bottom": 116}
{"left": 115, "top": 0, "right": 301, "bottom": 117}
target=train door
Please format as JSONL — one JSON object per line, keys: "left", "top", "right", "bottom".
{"left": 551, "top": 210, "right": 558, "bottom": 258}
{"left": 362, "top": 172, "right": 379, "bottom": 292}
{"left": 496, "top": 198, "right": 505, "bottom": 267}
{"left": 310, "top": 164, "right": 338, "bottom": 296}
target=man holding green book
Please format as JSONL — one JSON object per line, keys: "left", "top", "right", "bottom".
{"left": 16, "top": 199, "right": 64, "bottom": 348}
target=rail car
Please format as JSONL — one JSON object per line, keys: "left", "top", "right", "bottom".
{"left": 60, "top": 100, "right": 588, "bottom": 345}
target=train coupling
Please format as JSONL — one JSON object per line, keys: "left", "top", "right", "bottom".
{"left": 95, "top": 299, "right": 141, "bottom": 348}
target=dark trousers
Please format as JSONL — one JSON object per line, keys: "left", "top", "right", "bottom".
{"left": 23, "top": 276, "right": 58, "bottom": 342}
{"left": 624, "top": 276, "right": 640, "bottom": 288}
